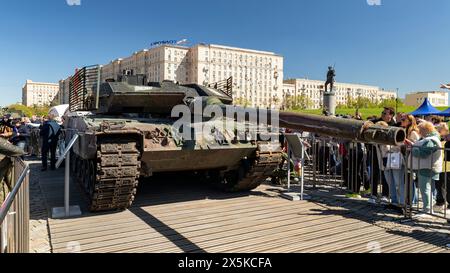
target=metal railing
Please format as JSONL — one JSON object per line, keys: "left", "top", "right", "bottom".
{"left": 0, "top": 157, "right": 30, "bottom": 253}
{"left": 208, "top": 77, "right": 233, "bottom": 99}
{"left": 288, "top": 133, "right": 450, "bottom": 219}
{"left": 403, "top": 143, "right": 449, "bottom": 219}
{"left": 286, "top": 135, "right": 345, "bottom": 190}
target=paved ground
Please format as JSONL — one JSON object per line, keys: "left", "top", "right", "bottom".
{"left": 26, "top": 160, "right": 450, "bottom": 253}
{"left": 28, "top": 159, "right": 52, "bottom": 253}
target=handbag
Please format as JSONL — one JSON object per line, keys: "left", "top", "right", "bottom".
{"left": 386, "top": 152, "right": 402, "bottom": 169}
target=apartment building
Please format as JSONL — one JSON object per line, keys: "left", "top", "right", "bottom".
{"left": 405, "top": 91, "right": 449, "bottom": 107}
{"left": 283, "top": 78, "right": 396, "bottom": 109}
{"left": 22, "top": 80, "right": 59, "bottom": 107}
{"left": 89, "top": 43, "right": 284, "bottom": 108}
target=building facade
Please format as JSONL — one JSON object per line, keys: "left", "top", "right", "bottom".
{"left": 100, "top": 45, "right": 190, "bottom": 84}
{"left": 283, "top": 79, "right": 396, "bottom": 109}
{"left": 404, "top": 91, "right": 449, "bottom": 107}
{"left": 57, "top": 76, "right": 72, "bottom": 105}
{"left": 22, "top": 80, "right": 60, "bottom": 107}
{"left": 188, "top": 44, "right": 284, "bottom": 108}
{"left": 94, "top": 43, "right": 284, "bottom": 108}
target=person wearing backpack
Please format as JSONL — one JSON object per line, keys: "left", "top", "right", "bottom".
{"left": 40, "top": 114, "right": 61, "bottom": 171}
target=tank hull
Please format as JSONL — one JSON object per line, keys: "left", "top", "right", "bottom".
{"left": 141, "top": 148, "right": 255, "bottom": 175}
{"left": 66, "top": 113, "right": 282, "bottom": 212}
{"left": 66, "top": 115, "right": 262, "bottom": 176}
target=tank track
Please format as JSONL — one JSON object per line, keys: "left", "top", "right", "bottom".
{"left": 222, "top": 142, "right": 283, "bottom": 192}
{"left": 76, "top": 139, "right": 141, "bottom": 212}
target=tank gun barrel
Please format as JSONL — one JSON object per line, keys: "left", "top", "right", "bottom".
{"left": 278, "top": 111, "right": 406, "bottom": 146}
{"left": 197, "top": 98, "right": 405, "bottom": 146}
{"left": 0, "top": 138, "right": 26, "bottom": 157}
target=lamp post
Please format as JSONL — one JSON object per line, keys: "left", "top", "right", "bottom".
{"left": 319, "top": 89, "right": 324, "bottom": 110}
{"left": 300, "top": 86, "right": 306, "bottom": 109}
{"left": 441, "top": 84, "right": 450, "bottom": 109}
{"left": 371, "top": 92, "right": 375, "bottom": 105}
{"left": 396, "top": 88, "right": 399, "bottom": 114}
{"left": 283, "top": 90, "right": 291, "bottom": 110}
{"left": 356, "top": 90, "right": 362, "bottom": 112}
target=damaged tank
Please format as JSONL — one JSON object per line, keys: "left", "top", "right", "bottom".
{"left": 65, "top": 65, "right": 405, "bottom": 212}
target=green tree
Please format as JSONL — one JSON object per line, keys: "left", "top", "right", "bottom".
{"left": 31, "top": 104, "right": 51, "bottom": 117}
{"left": 378, "top": 98, "right": 404, "bottom": 109}
{"left": 284, "top": 96, "right": 294, "bottom": 110}
{"left": 50, "top": 100, "right": 60, "bottom": 107}
{"left": 346, "top": 93, "right": 357, "bottom": 108}
{"left": 294, "top": 94, "right": 313, "bottom": 110}
{"left": 7, "top": 104, "right": 33, "bottom": 117}
{"left": 5, "top": 104, "right": 51, "bottom": 118}
{"left": 271, "top": 97, "right": 280, "bottom": 109}
{"left": 355, "top": 97, "right": 377, "bottom": 109}
{"left": 233, "top": 98, "right": 250, "bottom": 107}
{"left": 297, "top": 94, "right": 313, "bottom": 110}
{"left": 285, "top": 94, "right": 313, "bottom": 110}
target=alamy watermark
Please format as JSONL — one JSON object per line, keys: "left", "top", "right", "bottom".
{"left": 367, "top": 241, "right": 382, "bottom": 253}
{"left": 66, "top": 0, "right": 81, "bottom": 6}
{"left": 367, "top": 0, "right": 382, "bottom": 6}
{"left": 66, "top": 241, "right": 81, "bottom": 253}
{"left": 171, "top": 98, "right": 279, "bottom": 145}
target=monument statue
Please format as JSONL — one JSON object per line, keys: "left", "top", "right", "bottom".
{"left": 323, "top": 66, "right": 337, "bottom": 115}
{"left": 324, "top": 66, "right": 336, "bottom": 93}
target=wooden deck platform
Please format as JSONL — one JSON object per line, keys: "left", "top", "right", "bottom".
{"left": 29, "top": 162, "right": 450, "bottom": 253}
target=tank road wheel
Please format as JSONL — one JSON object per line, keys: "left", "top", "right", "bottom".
{"left": 70, "top": 152, "right": 77, "bottom": 173}
{"left": 76, "top": 157, "right": 85, "bottom": 186}
{"left": 82, "top": 160, "right": 91, "bottom": 193}
{"left": 87, "top": 160, "right": 96, "bottom": 198}
{"left": 217, "top": 162, "right": 250, "bottom": 192}
{"left": 86, "top": 139, "right": 141, "bottom": 212}
{"left": 218, "top": 142, "right": 283, "bottom": 192}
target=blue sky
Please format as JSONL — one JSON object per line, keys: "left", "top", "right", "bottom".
{"left": 0, "top": 0, "right": 449, "bottom": 106}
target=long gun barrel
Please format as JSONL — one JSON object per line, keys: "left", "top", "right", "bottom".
{"left": 0, "top": 138, "right": 26, "bottom": 157}
{"left": 198, "top": 98, "right": 406, "bottom": 146}
{"left": 278, "top": 111, "right": 406, "bottom": 146}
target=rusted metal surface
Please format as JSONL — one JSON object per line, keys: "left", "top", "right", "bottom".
{"left": 212, "top": 104, "right": 406, "bottom": 146}
{"left": 278, "top": 111, "right": 405, "bottom": 146}
{"left": 73, "top": 139, "right": 140, "bottom": 212}
{"left": 217, "top": 142, "right": 283, "bottom": 192}
{"left": 0, "top": 138, "right": 25, "bottom": 157}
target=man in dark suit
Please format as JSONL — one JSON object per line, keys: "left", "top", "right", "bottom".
{"left": 40, "top": 115, "right": 61, "bottom": 171}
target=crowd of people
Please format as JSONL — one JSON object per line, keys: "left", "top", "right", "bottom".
{"left": 0, "top": 113, "right": 62, "bottom": 171}
{"left": 330, "top": 107, "right": 450, "bottom": 217}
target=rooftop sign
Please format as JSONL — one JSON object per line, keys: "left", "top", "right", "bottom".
{"left": 150, "top": 39, "right": 188, "bottom": 47}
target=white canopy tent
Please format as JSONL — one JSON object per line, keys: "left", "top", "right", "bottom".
{"left": 48, "top": 105, "right": 69, "bottom": 119}
{"left": 48, "top": 104, "right": 69, "bottom": 159}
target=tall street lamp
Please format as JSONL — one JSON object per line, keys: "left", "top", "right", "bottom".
{"left": 356, "top": 90, "right": 362, "bottom": 113}
{"left": 300, "top": 86, "right": 306, "bottom": 109}
{"left": 441, "top": 84, "right": 450, "bottom": 106}
{"left": 396, "top": 88, "right": 399, "bottom": 114}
